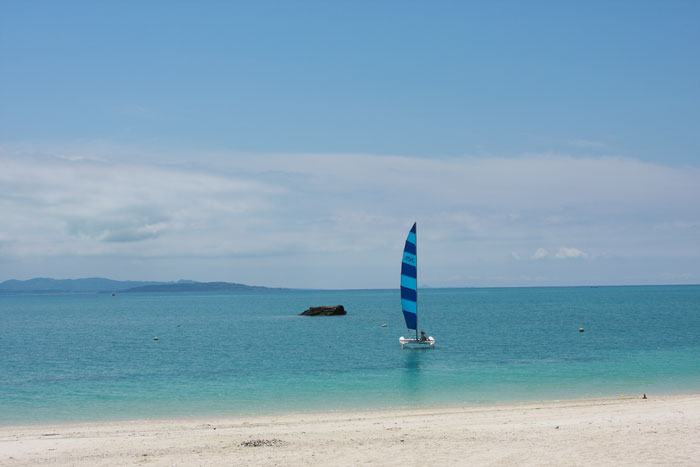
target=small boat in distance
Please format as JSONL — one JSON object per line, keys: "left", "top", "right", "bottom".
{"left": 399, "top": 222, "right": 435, "bottom": 349}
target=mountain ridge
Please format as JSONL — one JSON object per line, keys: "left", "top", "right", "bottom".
{"left": 0, "top": 278, "right": 275, "bottom": 294}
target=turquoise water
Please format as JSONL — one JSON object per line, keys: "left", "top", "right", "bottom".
{"left": 1, "top": 286, "right": 699, "bottom": 425}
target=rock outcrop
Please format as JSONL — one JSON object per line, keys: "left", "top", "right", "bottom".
{"left": 299, "top": 305, "right": 346, "bottom": 316}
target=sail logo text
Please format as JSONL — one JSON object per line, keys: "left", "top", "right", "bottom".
{"left": 404, "top": 255, "right": 415, "bottom": 264}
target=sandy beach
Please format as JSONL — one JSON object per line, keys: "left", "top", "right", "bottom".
{"left": 2, "top": 394, "right": 699, "bottom": 466}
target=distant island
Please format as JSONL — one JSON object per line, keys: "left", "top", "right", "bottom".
{"left": 121, "top": 282, "right": 272, "bottom": 293}
{"left": 0, "top": 278, "right": 279, "bottom": 294}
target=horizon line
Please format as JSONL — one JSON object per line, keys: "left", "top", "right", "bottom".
{"left": 1, "top": 277, "right": 699, "bottom": 291}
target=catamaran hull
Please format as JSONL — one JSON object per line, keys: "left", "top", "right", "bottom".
{"left": 399, "top": 336, "right": 435, "bottom": 349}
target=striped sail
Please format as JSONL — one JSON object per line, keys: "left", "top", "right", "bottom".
{"left": 400, "top": 223, "right": 418, "bottom": 330}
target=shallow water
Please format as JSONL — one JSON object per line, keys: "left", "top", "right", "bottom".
{"left": 1, "top": 286, "right": 699, "bottom": 425}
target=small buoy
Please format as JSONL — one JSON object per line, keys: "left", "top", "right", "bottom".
{"left": 153, "top": 337, "right": 159, "bottom": 341}
{"left": 579, "top": 328, "right": 584, "bottom": 332}
{"left": 381, "top": 324, "right": 387, "bottom": 327}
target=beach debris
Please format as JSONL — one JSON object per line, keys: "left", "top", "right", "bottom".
{"left": 579, "top": 328, "right": 584, "bottom": 332}
{"left": 239, "top": 438, "right": 286, "bottom": 447}
{"left": 299, "top": 305, "right": 346, "bottom": 316}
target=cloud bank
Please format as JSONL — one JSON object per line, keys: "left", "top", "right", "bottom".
{"left": 1, "top": 143, "right": 699, "bottom": 287}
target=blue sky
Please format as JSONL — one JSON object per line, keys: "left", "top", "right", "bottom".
{"left": 1, "top": 1, "right": 699, "bottom": 288}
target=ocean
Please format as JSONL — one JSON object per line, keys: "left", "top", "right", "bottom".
{"left": 1, "top": 286, "right": 699, "bottom": 425}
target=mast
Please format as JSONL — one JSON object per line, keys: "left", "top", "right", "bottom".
{"left": 415, "top": 222, "right": 418, "bottom": 340}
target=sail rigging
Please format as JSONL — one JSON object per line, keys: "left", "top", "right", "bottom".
{"left": 400, "top": 223, "right": 418, "bottom": 333}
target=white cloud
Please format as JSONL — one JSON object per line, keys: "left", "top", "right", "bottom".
{"left": 532, "top": 248, "right": 548, "bottom": 259}
{"left": 555, "top": 247, "right": 587, "bottom": 259}
{"left": 1, "top": 143, "right": 699, "bottom": 287}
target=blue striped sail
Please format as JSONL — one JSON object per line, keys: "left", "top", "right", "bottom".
{"left": 401, "top": 223, "right": 418, "bottom": 330}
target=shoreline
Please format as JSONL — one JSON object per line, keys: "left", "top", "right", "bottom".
{"left": 3, "top": 393, "right": 699, "bottom": 466}
{"left": 1, "top": 391, "right": 683, "bottom": 429}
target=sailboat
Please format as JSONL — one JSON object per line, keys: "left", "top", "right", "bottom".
{"left": 399, "top": 223, "right": 435, "bottom": 349}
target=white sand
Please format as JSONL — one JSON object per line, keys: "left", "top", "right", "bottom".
{"left": 2, "top": 394, "right": 699, "bottom": 466}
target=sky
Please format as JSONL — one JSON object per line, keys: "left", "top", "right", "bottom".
{"left": 1, "top": 1, "right": 699, "bottom": 288}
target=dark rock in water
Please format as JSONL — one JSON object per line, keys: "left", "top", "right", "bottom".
{"left": 299, "top": 305, "right": 346, "bottom": 316}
